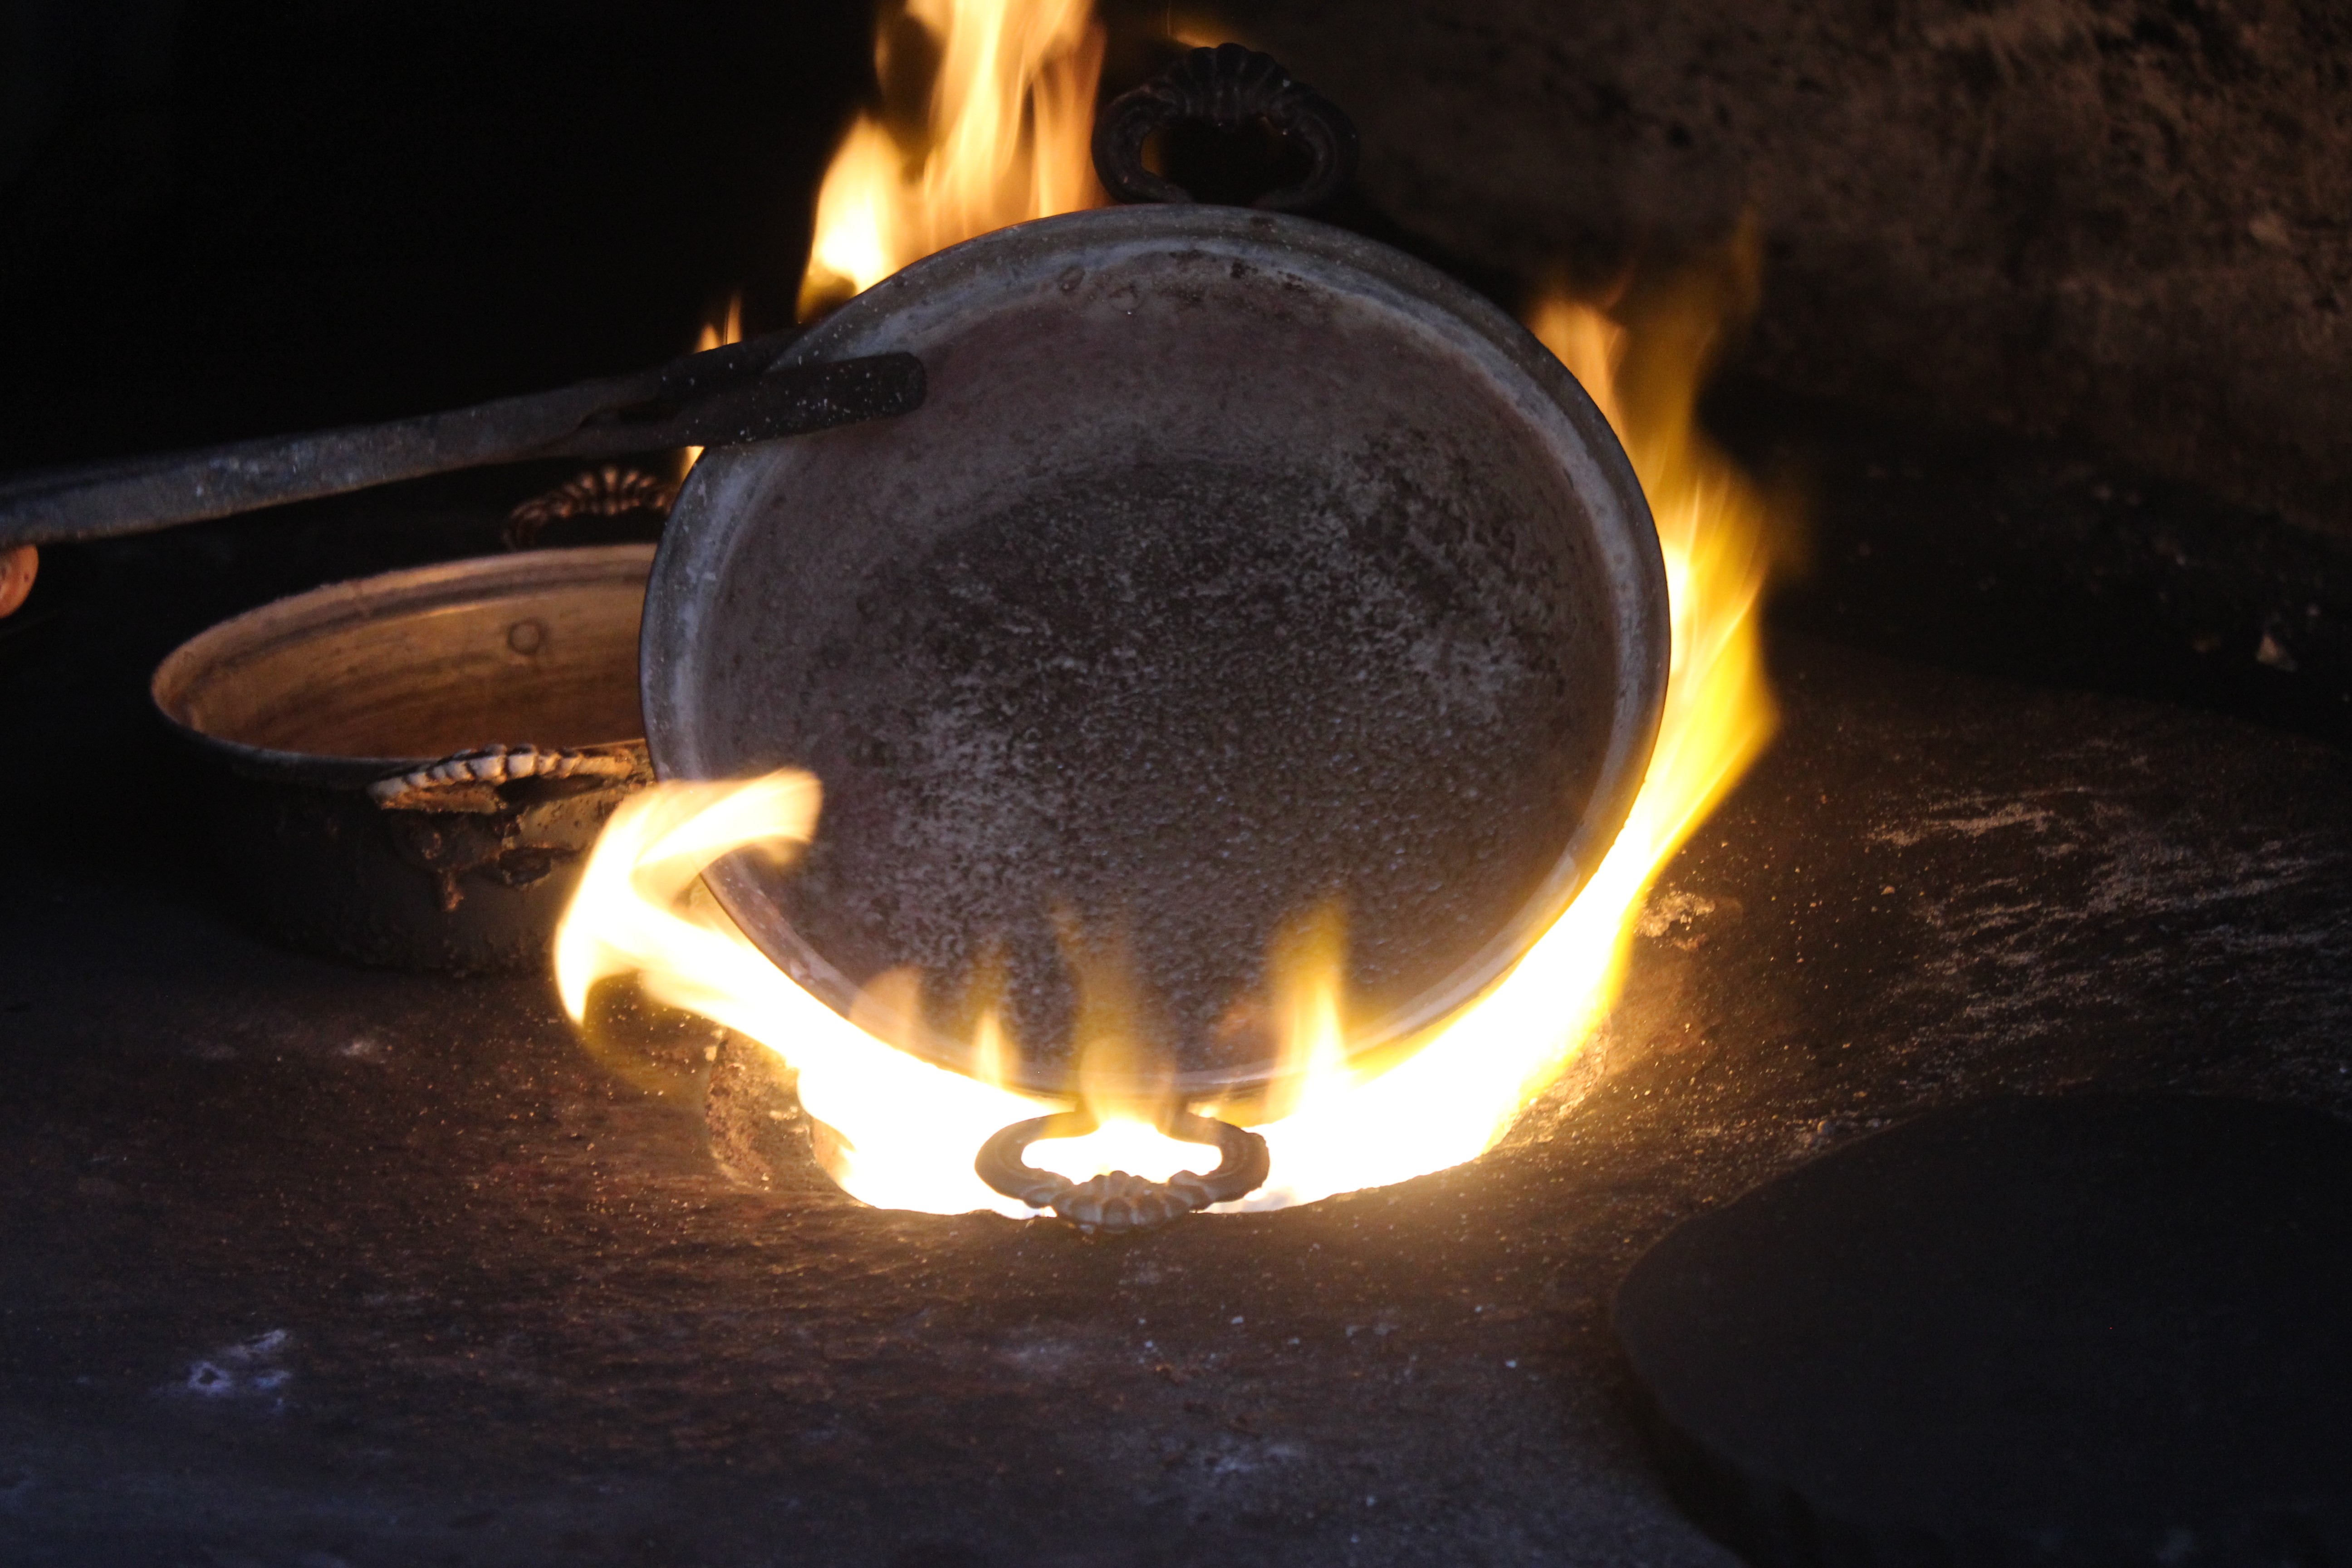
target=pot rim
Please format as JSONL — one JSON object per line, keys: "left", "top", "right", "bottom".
{"left": 152, "top": 543, "right": 657, "bottom": 788}
{"left": 647, "top": 204, "right": 1670, "bottom": 1096}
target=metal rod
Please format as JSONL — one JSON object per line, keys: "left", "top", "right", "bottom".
{"left": 0, "top": 330, "right": 926, "bottom": 549}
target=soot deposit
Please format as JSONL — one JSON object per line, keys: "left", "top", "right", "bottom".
{"left": 772, "top": 458, "right": 1594, "bottom": 1087}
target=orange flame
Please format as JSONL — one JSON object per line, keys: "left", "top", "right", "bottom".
{"left": 562, "top": 1, "right": 1791, "bottom": 1214}
{"left": 555, "top": 774, "right": 1059, "bottom": 1215}
{"left": 558, "top": 217, "right": 1790, "bottom": 1213}
{"left": 1217, "top": 236, "right": 1787, "bottom": 1205}
{"left": 798, "top": 0, "right": 1105, "bottom": 318}
{"left": 680, "top": 293, "right": 744, "bottom": 475}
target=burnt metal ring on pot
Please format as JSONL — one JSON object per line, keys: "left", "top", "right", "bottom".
{"left": 1091, "top": 43, "right": 1358, "bottom": 211}
{"left": 976, "top": 1106, "right": 1273, "bottom": 1233}
{"left": 368, "top": 742, "right": 640, "bottom": 813}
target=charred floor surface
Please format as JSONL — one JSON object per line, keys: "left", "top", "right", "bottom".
{"left": 2, "top": 624, "right": 2347, "bottom": 1568}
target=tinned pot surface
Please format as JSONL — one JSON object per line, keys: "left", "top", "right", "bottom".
{"left": 152, "top": 545, "right": 655, "bottom": 972}
{"left": 645, "top": 207, "right": 1667, "bottom": 1097}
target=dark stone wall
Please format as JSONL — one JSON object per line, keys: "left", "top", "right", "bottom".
{"left": 13, "top": 0, "right": 2344, "bottom": 542}
{"left": 0, "top": 0, "right": 872, "bottom": 470}
{"left": 1171, "top": 0, "right": 2352, "bottom": 540}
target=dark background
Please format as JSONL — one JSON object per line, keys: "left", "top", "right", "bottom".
{"left": 1, "top": 0, "right": 872, "bottom": 469}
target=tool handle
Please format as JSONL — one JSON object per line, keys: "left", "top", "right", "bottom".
{"left": 0, "top": 330, "right": 921, "bottom": 549}
{"left": 0, "top": 377, "right": 632, "bottom": 549}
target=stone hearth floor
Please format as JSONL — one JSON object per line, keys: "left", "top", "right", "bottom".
{"left": 2, "top": 631, "right": 2347, "bottom": 1568}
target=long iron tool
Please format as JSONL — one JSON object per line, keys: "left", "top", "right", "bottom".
{"left": 0, "top": 331, "right": 924, "bottom": 549}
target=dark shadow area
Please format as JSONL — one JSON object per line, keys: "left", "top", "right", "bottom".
{"left": 1712, "top": 377, "right": 2352, "bottom": 753}
{"left": 1, "top": 0, "right": 873, "bottom": 470}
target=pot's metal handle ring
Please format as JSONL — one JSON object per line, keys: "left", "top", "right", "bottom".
{"left": 976, "top": 1104, "right": 1273, "bottom": 1233}
{"left": 368, "top": 743, "right": 642, "bottom": 813}
{"left": 504, "top": 465, "right": 679, "bottom": 551}
{"left": 1091, "top": 43, "right": 1358, "bottom": 212}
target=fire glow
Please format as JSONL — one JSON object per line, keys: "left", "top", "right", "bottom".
{"left": 797, "top": 0, "right": 1104, "bottom": 318}
{"left": 555, "top": 2, "right": 1788, "bottom": 1218}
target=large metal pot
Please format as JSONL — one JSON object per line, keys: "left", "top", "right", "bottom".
{"left": 643, "top": 201, "right": 1668, "bottom": 1104}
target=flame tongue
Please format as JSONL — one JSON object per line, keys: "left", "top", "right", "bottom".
{"left": 556, "top": 238, "right": 1788, "bottom": 1215}
{"left": 800, "top": 0, "right": 1105, "bottom": 317}
{"left": 560, "top": 0, "right": 1791, "bottom": 1216}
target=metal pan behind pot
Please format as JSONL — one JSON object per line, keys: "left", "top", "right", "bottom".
{"left": 153, "top": 545, "right": 655, "bottom": 972}
{"left": 643, "top": 205, "right": 1667, "bottom": 1100}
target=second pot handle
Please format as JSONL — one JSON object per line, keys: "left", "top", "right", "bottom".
{"left": 369, "top": 743, "right": 642, "bottom": 813}
{"left": 1091, "top": 44, "right": 1358, "bottom": 212}
{"left": 974, "top": 1102, "right": 1272, "bottom": 1233}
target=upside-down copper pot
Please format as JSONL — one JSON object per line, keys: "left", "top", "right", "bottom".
{"left": 641, "top": 53, "right": 1670, "bottom": 1132}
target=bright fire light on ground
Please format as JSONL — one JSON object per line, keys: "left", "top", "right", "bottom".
{"left": 559, "top": 2, "right": 1795, "bottom": 1217}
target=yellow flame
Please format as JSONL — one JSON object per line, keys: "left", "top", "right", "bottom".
{"left": 555, "top": 774, "right": 1059, "bottom": 1216}
{"left": 681, "top": 293, "right": 744, "bottom": 473}
{"left": 1222, "top": 237, "right": 1787, "bottom": 1206}
{"left": 798, "top": 0, "right": 1104, "bottom": 318}
{"left": 563, "top": 0, "right": 1788, "bottom": 1217}
{"left": 557, "top": 220, "right": 1789, "bottom": 1215}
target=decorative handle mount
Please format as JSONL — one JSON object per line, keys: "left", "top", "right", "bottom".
{"left": 1091, "top": 43, "right": 1358, "bottom": 212}
{"left": 369, "top": 743, "right": 641, "bottom": 814}
{"left": 976, "top": 1104, "right": 1273, "bottom": 1233}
